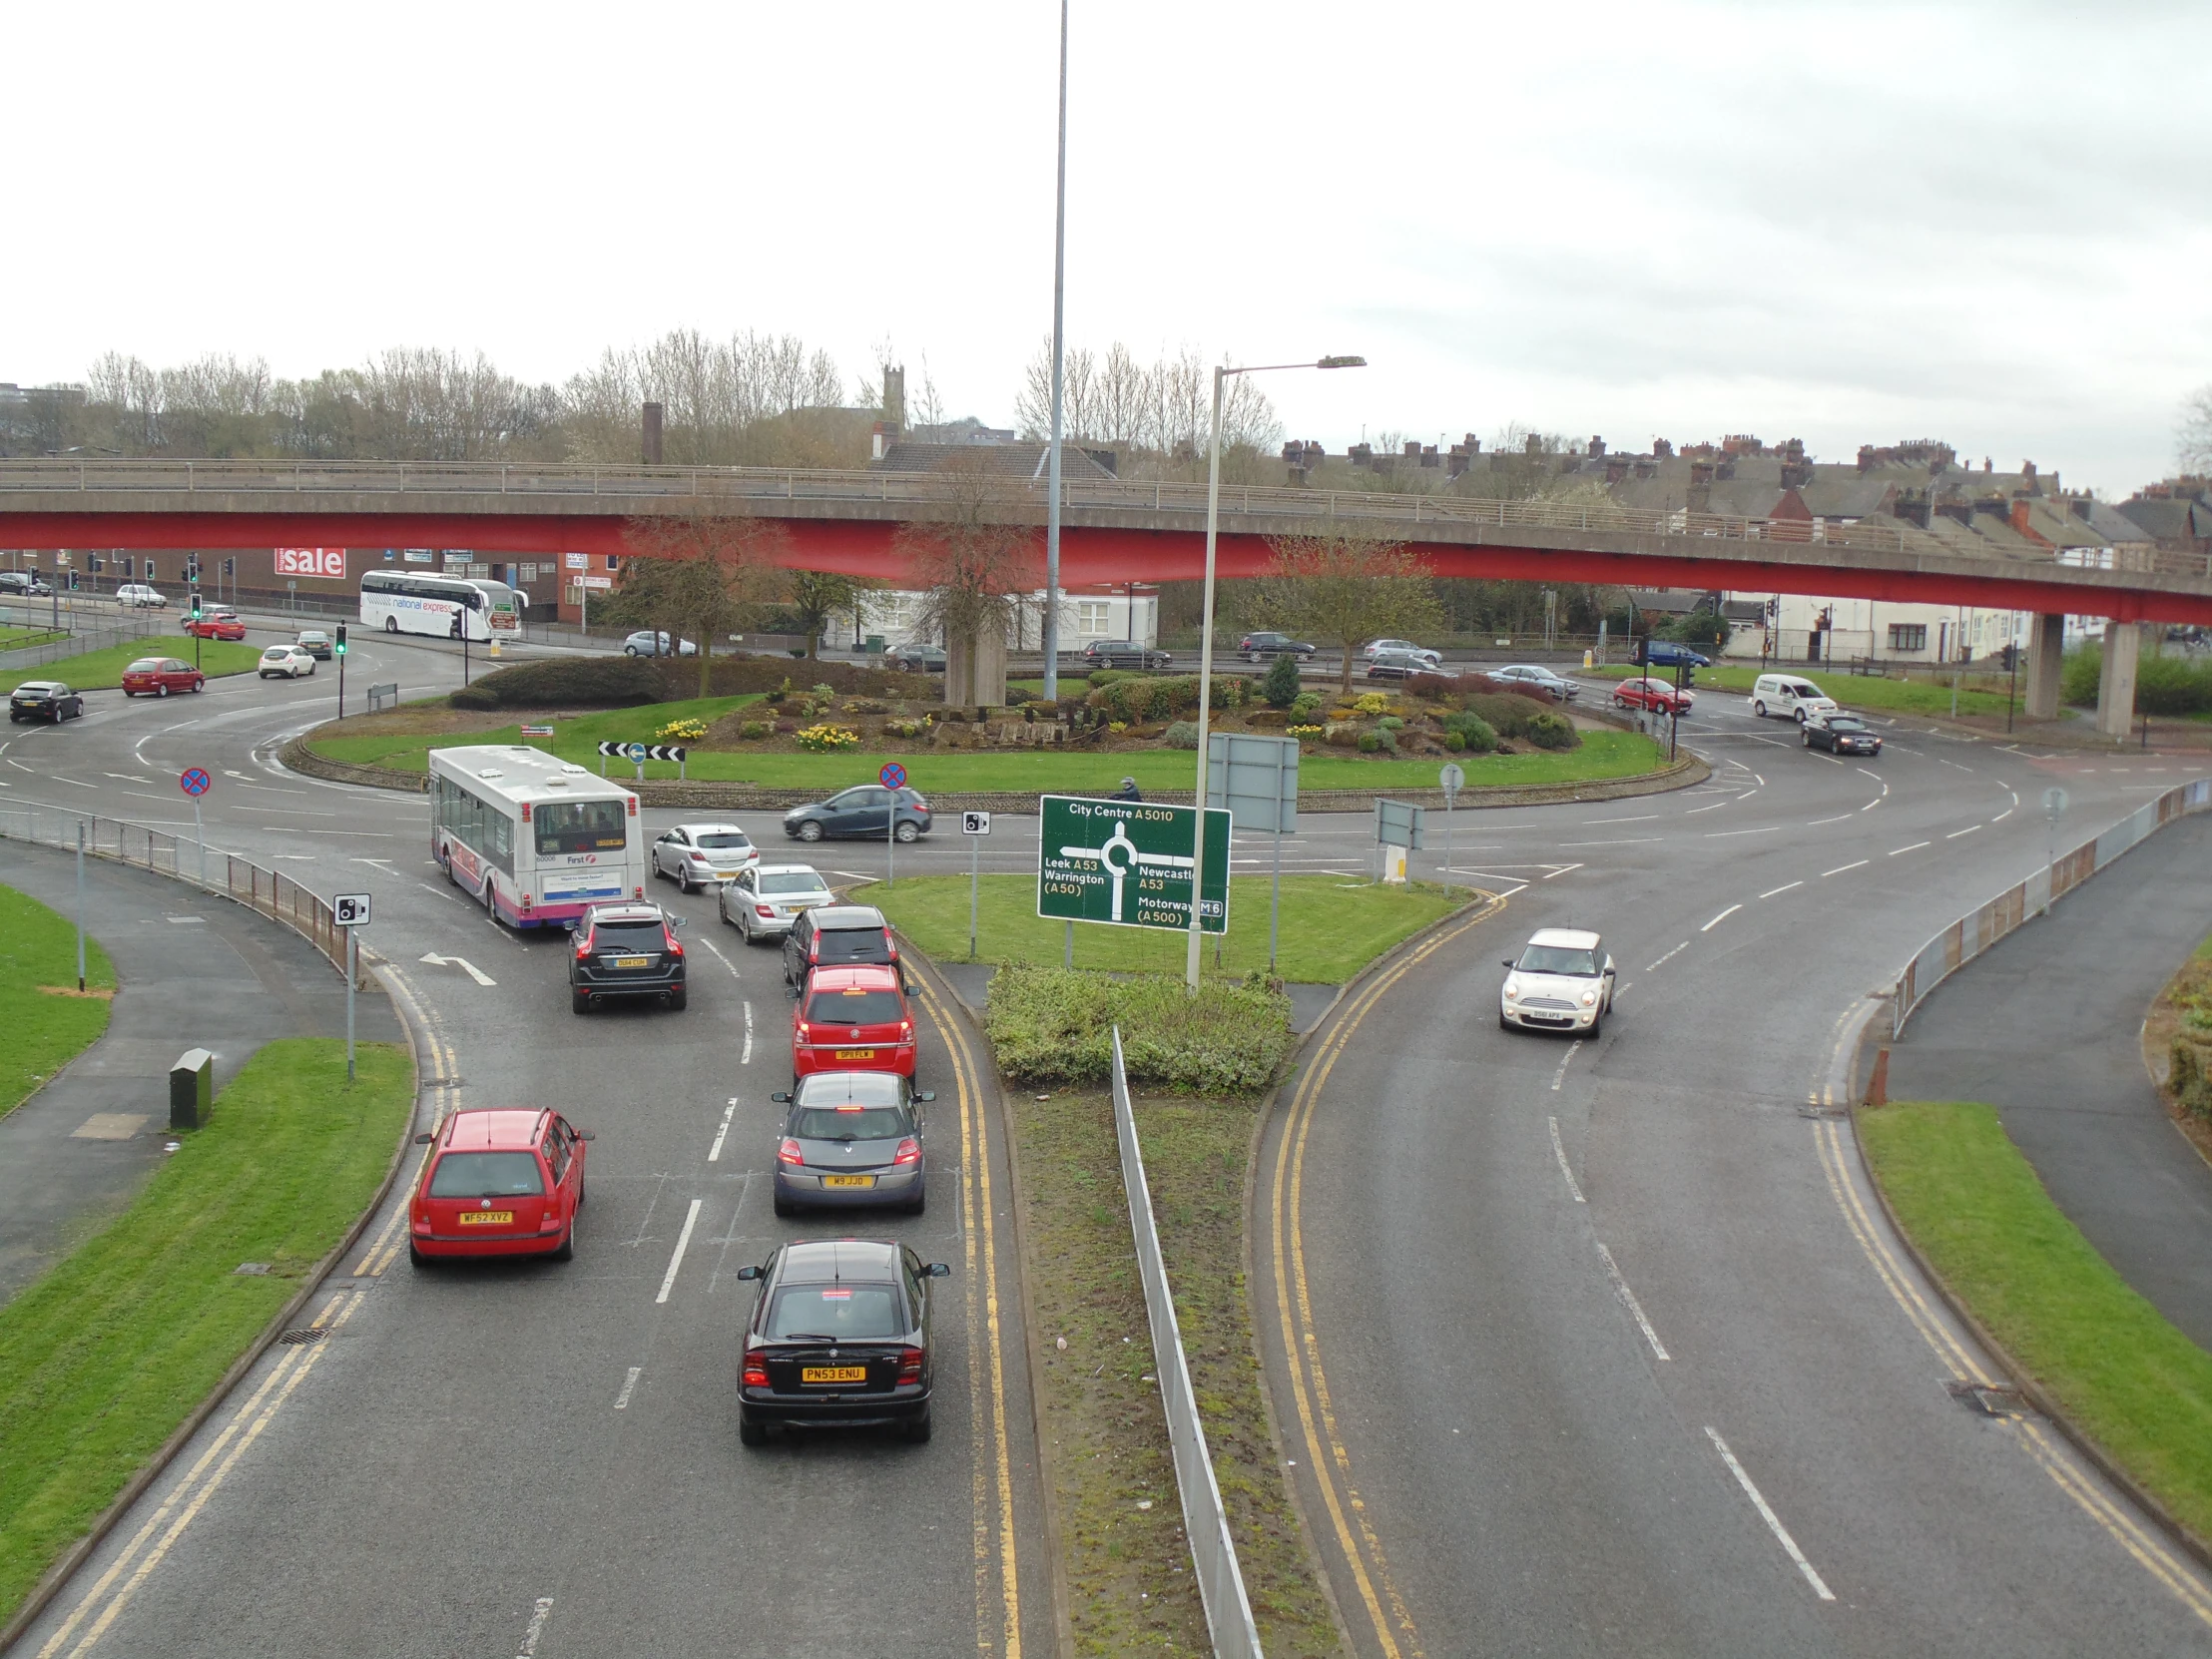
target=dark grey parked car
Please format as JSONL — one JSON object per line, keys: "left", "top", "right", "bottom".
{"left": 783, "top": 903, "right": 901, "bottom": 990}
{"left": 1082, "top": 639, "right": 1173, "bottom": 671}
{"left": 767, "top": 1071, "right": 935, "bottom": 1215}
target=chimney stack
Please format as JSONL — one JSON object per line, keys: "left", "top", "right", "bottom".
{"left": 882, "top": 365, "right": 905, "bottom": 434}
{"left": 642, "top": 401, "right": 664, "bottom": 466}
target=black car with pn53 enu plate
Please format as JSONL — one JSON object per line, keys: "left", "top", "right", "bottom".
{"left": 735, "top": 1238, "right": 949, "bottom": 1444}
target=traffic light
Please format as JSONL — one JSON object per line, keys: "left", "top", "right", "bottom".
{"left": 222, "top": 557, "right": 235, "bottom": 578}
{"left": 186, "top": 555, "right": 200, "bottom": 585}
{"left": 334, "top": 623, "right": 348, "bottom": 657}
{"left": 191, "top": 592, "right": 203, "bottom": 619}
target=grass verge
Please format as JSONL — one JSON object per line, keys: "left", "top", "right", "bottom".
{"left": 0, "top": 884, "right": 117, "bottom": 1120}
{"left": 20, "top": 638, "right": 266, "bottom": 691}
{"left": 306, "top": 699, "right": 1667, "bottom": 791}
{"left": 0, "top": 1037, "right": 413, "bottom": 1625}
{"left": 880, "top": 873, "right": 1468, "bottom": 983}
{"left": 1590, "top": 661, "right": 2019, "bottom": 718}
{"left": 1860, "top": 1101, "right": 2212, "bottom": 1539}
{"left": 0, "top": 628, "right": 69, "bottom": 650}
{"left": 1013, "top": 1086, "right": 1341, "bottom": 1657}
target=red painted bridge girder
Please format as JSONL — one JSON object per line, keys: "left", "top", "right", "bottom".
{"left": 10, "top": 509, "right": 2211, "bottom": 626}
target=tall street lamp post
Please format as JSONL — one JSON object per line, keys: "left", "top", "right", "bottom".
{"left": 1185, "top": 353, "right": 1367, "bottom": 989}
{"left": 1041, "top": 0, "right": 1070, "bottom": 702}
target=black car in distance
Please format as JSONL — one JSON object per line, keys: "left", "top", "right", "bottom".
{"left": 1804, "top": 713, "right": 1883, "bottom": 757}
{"left": 568, "top": 901, "right": 688, "bottom": 1012}
{"left": 784, "top": 903, "right": 900, "bottom": 990}
{"left": 735, "top": 1239, "right": 950, "bottom": 1444}
{"left": 1238, "top": 632, "right": 1316, "bottom": 662}
{"left": 769, "top": 1071, "right": 934, "bottom": 1215}
{"left": 1081, "top": 639, "right": 1172, "bottom": 671}
{"left": 9, "top": 680, "right": 84, "bottom": 723}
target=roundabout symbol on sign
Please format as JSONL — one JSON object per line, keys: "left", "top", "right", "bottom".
{"left": 879, "top": 761, "right": 907, "bottom": 791}
{"left": 180, "top": 768, "right": 211, "bottom": 798}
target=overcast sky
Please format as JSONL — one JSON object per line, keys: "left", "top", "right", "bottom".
{"left": 13, "top": 0, "right": 2210, "bottom": 493}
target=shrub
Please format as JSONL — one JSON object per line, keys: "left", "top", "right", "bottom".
{"left": 1357, "top": 727, "right": 1398, "bottom": 754}
{"left": 449, "top": 654, "right": 662, "bottom": 709}
{"left": 1164, "top": 720, "right": 1201, "bottom": 750}
{"left": 1262, "top": 651, "right": 1304, "bottom": 708}
{"left": 2175, "top": 1038, "right": 2212, "bottom": 1119}
{"left": 794, "top": 723, "right": 860, "bottom": 752}
{"left": 739, "top": 720, "right": 771, "bottom": 741}
{"left": 883, "top": 715, "right": 932, "bottom": 739}
{"left": 1377, "top": 715, "right": 1404, "bottom": 731}
{"left": 656, "top": 718, "right": 709, "bottom": 742}
{"left": 1085, "top": 667, "right": 1134, "bottom": 686}
{"left": 1441, "top": 712, "right": 1498, "bottom": 753}
{"left": 984, "top": 965, "right": 1293, "bottom": 1095}
{"left": 1523, "top": 710, "right": 1579, "bottom": 751}
{"left": 841, "top": 697, "right": 890, "bottom": 715}
{"left": 1019, "top": 700, "right": 1058, "bottom": 721}
{"left": 2135, "top": 652, "right": 2212, "bottom": 716}
{"left": 1465, "top": 692, "right": 1548, "bottom": 738}
{"left": 1443, "top": 730, "right": 1465, "bottom": 752}
{"left": 1353, "top": 691, "right": 1394, "bottom": 716}
{"left": 1290, "top": 690, "right": 1325, "bottom": 719}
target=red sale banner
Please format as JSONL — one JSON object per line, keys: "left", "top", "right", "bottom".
{"left": 275, "top": 547, "right": 347, "bottom": 579}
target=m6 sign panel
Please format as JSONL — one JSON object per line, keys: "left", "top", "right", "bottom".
{"left": 1037, "top": 795, "right": 1230, "bottom": 935}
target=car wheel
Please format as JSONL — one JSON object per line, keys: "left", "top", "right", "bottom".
{"left": 1588, "top": 1009, "right": 1603, "bottom": 1040}
{"left": 667, "top": 987, "right": 688, "bottom": 1011}
{"left": 572, "top": 989, "right": 592, "bottom": 1015}
{"left": 773, "top": 1192, "right": 796, "bottom": 1218}
{"left": 408, "top": 1243, "right": 436, "bottom": 1271}
{"left": 625, "top": 645, "right": 640, "bottom": 656}
{"left": 678, "top": 865, "right": 696, "bottom": 894}
{"left": 796, "top": 821, "right": 824, "bottom": 842}
{"left": 549, "top": 1224, "right": 574, "bottom": 1264}
{"left": 902, "top": 1409, "right": 933, "bottom": 1444}
{"left": 739, "top": 1415, "right": 770, "bottom": 1447}
{"left": 1795, "top": 709, "right": 1808, "bottom": 724}
{"left": 907, "top": 1189, "right": 926, "bottom": 1216}
{"left": 1803, "top": 733, "right": 1814, "bottom": 748}
{"left": 156, "top": 684, "right": 170, "bottom": 698}
{"left": 192, "top": 681, "right": 203, "bottom": 692}
{"left": 893, "top": 821, "right": 920, "bottom": 843}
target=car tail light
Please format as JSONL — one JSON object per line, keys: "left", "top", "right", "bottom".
{"left": 778, "top": 1138, "right": 804, "bottom": 1166}
{"left": 796, "top": 1021, "right": 810, "bottom": 1039}
{"left": 756, "top": 905, "right": 776, "bottom": 918}
{"left": 743, "top": 1342, "right": 770, "bottom": 1388}
{"left": 633, "top": 885, "right": 644, "bottom": 899}
{"left": 883, "top": 928, "right": 898, "bottom": 958}
{"left": 689, "top": 850, "right": 708, "bottom": 862}
{"left": 893, "top": 1137, "right": 920, "bottom": 1166}
{"left": 576, "top": 934, "right": 593, "bottom": 961}
{"left": 898, "top": 1020, "right": 913, "bottom": 1041}
{"left": 808, "top": 939, "right": 820, "bottom": 963}
{"left": 896, "top": 1346, "right": 924, "bottom": 1383}
{"left": 664, "top": 926, "right": 684, "bottom": 957}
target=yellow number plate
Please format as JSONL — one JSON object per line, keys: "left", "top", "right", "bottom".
{"left": 614, "top": 955, "right": 650, "bottom": 968}
{"left": 823, "top": 1174, "right": 875, "bottom": 1189}
{"left": 457, "top": 1211, "right": 514, "bottom": 1226}
{"left": 803, "top": 1365, "right": 867, "bottom": 1384}
{"left": 832, "top": 1048, "right": 876, "bottom": 1060}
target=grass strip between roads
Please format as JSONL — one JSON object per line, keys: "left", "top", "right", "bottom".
{"left": 16, "top": 638, "right": 266, "bottom": 691}
{"left": 306, "top": 699, "right": 1665, "bottom": 792}
{"left": 0, "top": 1037, "right": 413, "bottom": 1626}
{"left": 879, "top": 872, "right": 1467, "bottom": 984}
{"left": 0, "top": 883, "right": 117, "bottom": 1120}
{"left": 1012, "top": 1086, "right": 1341, "bottom": 1657}
{"left": 1860, "top": 1101, "right": 2212, "bottom": 1540}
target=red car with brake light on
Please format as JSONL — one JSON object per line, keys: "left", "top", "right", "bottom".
{"left": 1610, "top": 676, "right": 1695, "bottom": 715}
{"left": 792, "top": 963, "right": 916, "bottom": 1083}
{"left": 407, "top": 1107, "right": 592, "bottom": 1267}
{"left": 183, "top": 610, "right": 247, "bottom": 641}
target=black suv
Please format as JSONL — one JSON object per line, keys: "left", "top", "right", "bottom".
{"left": 1237, "top": 632, "right": 1315, "bottom": 662}
{"left": 1081, "top": 639, "right": 1172, "bottom": 671}
{"left": 569, "top": 902, "right": 688, "bottom": 1013}
{"left": 784, "top": 904, "right": 899, "bottom": 991}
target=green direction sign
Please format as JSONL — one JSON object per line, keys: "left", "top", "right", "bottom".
{"left": 1038, "top": 795, "right": 1231, "bottom": 934}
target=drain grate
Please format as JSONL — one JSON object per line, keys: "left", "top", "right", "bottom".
{"left": 1947, "top": 1379, "right": 2030, "bottom": 1417}
{"left": 276, "top": 1328, "right": 326, "bottom": 1346}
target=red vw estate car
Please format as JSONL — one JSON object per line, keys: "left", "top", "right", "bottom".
{"left": 1610, "top": 676, "right": 1695, "bottom": 716}
{"left": 408, "top": 1107, "right": 592, "bottom": 1267}
{"left": 792, "top": 964, "right": 916, "bottom": 1084}
{"left": 120, "top": 657, "right": 207, "bottom": 697}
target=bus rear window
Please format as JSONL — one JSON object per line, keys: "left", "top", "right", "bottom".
{"left": 536, "top": 800, "right": 629, "bottom": 855}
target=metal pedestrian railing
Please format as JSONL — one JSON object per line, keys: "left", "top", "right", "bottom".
{"left": 0, "top": 807, "right": 366, "bottom": 985}
{"left": 1110, "top": 1026, "right": 1264, "bottom": 1659}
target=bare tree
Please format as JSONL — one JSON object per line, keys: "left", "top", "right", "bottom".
{"left": 785, "top": 569, "right": 880, "bottom": 658}
{"left": 891, "top": 454, "right": 1041, "bottom": 704}
{"left": 2182, "top": 384, "right": 2212, "bottom": 475}
{"left": 1014, "top": 336, "right": 1097, "bottom": 439}
{"left": 1248, "top": 528, "right": 1443, "bottom": 696}
{"left": 621, "top": 505, "right": 792, "bottom": 696}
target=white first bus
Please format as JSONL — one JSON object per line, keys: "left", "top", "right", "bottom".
{"left": 362, "top": 569, "right": 520, "bottom": 643}
{"left": 428, "top": 746, "right": 647, "bottom": 928}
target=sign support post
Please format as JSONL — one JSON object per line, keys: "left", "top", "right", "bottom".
{"left": 333, "top": 894, "right": 371, "bottom": 1081}
{"left": 1439, "top": 763, "right": 1464, "bottom": 896}
{"left": 181, "top": 768, "right": 213, "bottom": 886}
{"left": 880, "top": 762, "right": 907, "bottom": 887}
{"left": 961, "top": 811, "right": 992, "bottom": 959}
{"left": 76, "top": 821, "right": 87, "bottom": 992}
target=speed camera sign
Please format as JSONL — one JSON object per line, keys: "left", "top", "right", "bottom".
{"left": 962, "top": 811, "right": 992, "bottom": 836}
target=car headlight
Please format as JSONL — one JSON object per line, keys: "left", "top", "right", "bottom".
{"left": 1503, "top": 979, "right": 1520, "bottom": 1000}
{"left": 1579, "top": 991, "right": 1597, "bottom": 1006}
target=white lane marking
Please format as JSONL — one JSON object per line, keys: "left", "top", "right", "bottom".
{"left": 1758, "top": 881, "right": 1804, "bottom": 899}
{"left": 1945, "top": 826, "right": 1981, "bottom": 839}
{"left": 1646, "top": 942, "right": 1689, "bottom": 971}
{"left": 1859, "top": 798, "right": 1882, "bottom": 813}
{"left": 655, "top": 1198, "right": 704, "bottom": 1305}
{"left": 348, "top": 856, "right": 397, "bottom": 868}
{"left": 1991, "top": 807, "right": 2014, "bottom": 824}
{"left": 1821, "top": 859, "right": 1869, "bottom": 877}
{"left": 613, "top": 1368, "right": 642, "bottom": 1410}
{"left": 697, "top": 934, "right": 743, "bottom": 981}
{"left": 1595, "top": 1242, "right": 1670, "bottom": 1361}
{"left": 1704, "top": 826, "right": 1782, "bottom": 838}
{"left": 1888, "top": 841, "right": 1932, "bottom": 856}
{"left": 709, "top": 1097, "right": 739, "bottom": 1162}
{"left": 1804, "top": 813, "right": 1853, "bottom": 827}
{"left": 1540, "top": 862, "right": 1584, "bottom": 879}
{"left": 1753, "top": 774, "right": 1767, "bottom": 787}
{"left": 516, "top": 1595, "right": 556, "bottom": 1657}
{"left": 419, "top": 952, "right": 496, "bottom": 986}
{"left": 1682, "top": 801, "right": 1730, "bottom": 815}
{"left": 1548, "top": 1117, "right": 1585, "bottom": 1203}
{"left": 1582, "top": 814, "right": 1659, "bottom": 825}
{"left": 1550, "top": 1039, "right": 1585, "bottom": 1091}
{"left": 1705, "top": 1426, "right": 1835, "bottom": 1601}
{"left": 2007, "top": 789, "right": 2019, "bottom": 806}
{"left": 1701, "top": 904, "right": 1742, "bottom": 932}
{"left": 1936, "top": 758, "right": 1975, "bottom": 774}
{"left": 742, "top": 1000, "right": 755, "bottom": 1065}
{"left": 1559, "top": 837, "right": 1661, "bottom": 847}
{"left": 101, "top": 773, "right": 151, "bottom": 783}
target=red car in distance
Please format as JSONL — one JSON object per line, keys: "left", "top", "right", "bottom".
{"left": 792, "top": 964, "right": 917, "bottom": 1084}
{"left": 1611, "top": 676, "right": 1695, "bottom": 716}
{"left": 120, "top": 657, "right": 206, "bottom": 697}
{"left": 408, "top": 1106, "right": 592, "bottom": 1267}
{"left": 183, "top": 609, "right": 246, "bottom": 641}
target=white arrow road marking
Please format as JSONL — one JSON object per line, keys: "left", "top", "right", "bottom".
{"left": 419, "top": 952, "right": 496, "bottom": 986}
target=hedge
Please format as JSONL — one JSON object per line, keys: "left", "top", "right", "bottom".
{"left": 449, "top": 652, "right": 929, "bottom": 710}
{"left": 1085, "top": 674, "right": 1250, "bottom": 726}
{"left": 983, "top": 965, "right": 1293, "bottom": 1096}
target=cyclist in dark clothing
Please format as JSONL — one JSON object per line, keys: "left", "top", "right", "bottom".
{"left": 1110, "top": 777, "right": 1142, "bottom": 803}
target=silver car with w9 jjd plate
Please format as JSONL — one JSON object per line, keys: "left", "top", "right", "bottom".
{"left": 651, "top": 822, "right": 759, "bottom": 891}
{"left": 1499, "top": 927, "right": 1616, "bottom": 1035}
{"left": 719, "top": 863, "right": 835, "bottom": 943}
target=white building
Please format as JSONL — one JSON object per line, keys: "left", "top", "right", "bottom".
{"left": 830, "top": 586, "right": 1160, "bottom": 654}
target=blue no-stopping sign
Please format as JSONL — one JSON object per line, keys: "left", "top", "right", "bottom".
{"left": 879, "top": 761, "right": 907, "bottom": 790}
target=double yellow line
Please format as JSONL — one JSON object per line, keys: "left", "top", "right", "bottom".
{"left": 1268, "top": 897, "right": 1504, "bottom": 1659}
{"left": 907, "top": 972, "right": 1023, "bottom": 1659}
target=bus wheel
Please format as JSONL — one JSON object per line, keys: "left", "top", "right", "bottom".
{"left": 384, "top": 617, "right": 399, "bottom": 634}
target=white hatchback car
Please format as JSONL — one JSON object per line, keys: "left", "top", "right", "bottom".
{"left": 1750, "top": 674, "right": 1838, "bottom": 724}
{"left": 114, "top": 583, "right": 167, "bottom": 608}
{"left": 651, "top": 823, "right": 759, "bottom": 891}
{"left": 258, "top": 644, "right": 317, "bottom": 679}
{"left": 1499, "top": 928, "right": 1617, "bottom": 1035}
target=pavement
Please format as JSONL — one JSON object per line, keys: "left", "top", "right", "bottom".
{"left": 0, "top": 839, "right": 400, "bottom": 1309}
{"left": 1889, "top": 810, "right": 2212, "bottom": 1350}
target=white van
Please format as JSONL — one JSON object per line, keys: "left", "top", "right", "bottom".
{"left": 1751, "top": 674, "right": 1838, "bottom": 724}
{"left": 114, "top": 583, "right": 168, "bottom": 608}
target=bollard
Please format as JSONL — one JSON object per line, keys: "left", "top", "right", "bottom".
{"left": 1865, "top": 1045, "right": 1891, "bottom": 1108}
{"left": 170, "top": 1047, "right": 215, "bottom": 1130}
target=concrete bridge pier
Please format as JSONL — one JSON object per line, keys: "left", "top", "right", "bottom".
{"left": 2096, "top": 620, "right": 2145, "bottom": 741}
{"left": 944, "top": 623, "right": 1008, "bottom": 709}
{"left": 2023, "top": 613, "right": 2066, "bottom": 720}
